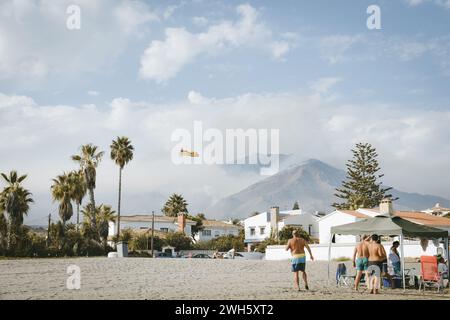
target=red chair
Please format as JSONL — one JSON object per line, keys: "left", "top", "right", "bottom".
{"left": 419, "top": 256, "right": 443, "bottom": 292}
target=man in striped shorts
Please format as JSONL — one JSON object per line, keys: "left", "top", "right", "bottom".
{"left": 286, "top": 230, "right": 314, "bottom": 291}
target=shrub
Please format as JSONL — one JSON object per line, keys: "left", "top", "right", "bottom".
{"left": 278, "top": 226, "right": 310, "bottom": 242}
{"left": 333, "top": 257, "right": 351, "bottom": 262}
{"left": 255, "top": 237, "right": 282, "bottom": 253}
{"left": 211, "top": 234, "right": 244, "bottom": 252}
{"left": 192, "top": 240, "right": 213, "bottom": 250}
{"left": 165, "top": 231, "right": 192, "bottom": 250}
{"left": 119, "top": 228, "right": 133, "bottom": 243}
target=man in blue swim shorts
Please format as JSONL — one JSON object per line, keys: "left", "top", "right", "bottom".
{"left": 352, "top": 234, "right": 370, "bottom": 291}
{"left": 286, "top": 230, "right": 314, "bottom": 291}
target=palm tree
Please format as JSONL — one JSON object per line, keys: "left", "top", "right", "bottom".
{"left": 82, "top": 204, "right": 116, "bottom": 249}
{"left": 71, "top": 144, "right": 104, "bottom": 231}
{"left": 110, "top": 137, "right": 134, "bottom": 238}
{"left": 51, "top": 173, "right": 74, "bottom": 226}
{"left": 0, "top": 171, "right": 34, "bottom": 251}
{"left": 68, "top": 170, "right": 86, "bottom": 231}
{"left": 97, "top": 205, "right": 116, "bottom": 250}
{"left": 162, "top": 193, "right": 188, "bottom": 217}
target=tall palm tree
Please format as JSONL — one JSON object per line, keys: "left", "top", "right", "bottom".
{"left": 110, "top": 137, "right": 134, "bottom": 238}
{"left": 0, "top": 171, "right": 34, "bottom": 250}
{"left": 162, "top": 193, "right": 188, "bottom": 217}
{"left": 68, "top": 170, "right": 86, "bottom": 231}
{"left": 51, "top": 173, "right": 74, "bottom": 226}
{"left": 71, "top": 144, "right": 104, "bottom": 231}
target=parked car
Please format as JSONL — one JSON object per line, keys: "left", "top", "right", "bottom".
{"left": 191, "top": 253, "right": 212, "bottom": 259}
{"left": 156, "top": 252, "right": 173, "bottom": 258}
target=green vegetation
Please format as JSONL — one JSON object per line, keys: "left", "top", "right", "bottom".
{"left": 192, "top": 229, "right": 245, "bottom": 252}
{"left": 333, "top": 257, "right": 351, "bottom": 262}
{"left": 333, "top": 142, "right": 393, "bottom": 210}
{"left": 110, "top": 136, "right": 134, "bottom": 239}
{"left": 162, "top": 193, "right": 189, "bottom": 217}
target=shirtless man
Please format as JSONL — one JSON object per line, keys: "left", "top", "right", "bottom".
{"left": 367, "top": 234, "right": 386, "bottom": 294}
{"left": 285, "top": 230, "right": 314, "bottom": 291}
{"left": 352, "top": 234, "right": 370, "bottom": 291}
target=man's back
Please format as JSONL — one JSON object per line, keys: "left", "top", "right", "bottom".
{"left": 368, "top": 242, "right": 384, "bottom": 261}
{"left": 356, "top": 241, "right": 369, "bottom": 258}
{"left": 288, "top": 237, "right": 305, "bottom": 255}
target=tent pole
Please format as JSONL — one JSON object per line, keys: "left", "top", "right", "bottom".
{"left": 327, "top": 233, "right": 333, "bottom": 286}
{"left": 400, "top": 233, "right": 406, "bottom": 292}
{"left": 445, "top": 236, "right": 449, "bottom": 281}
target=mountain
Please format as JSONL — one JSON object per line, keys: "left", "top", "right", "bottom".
{"left": 208, "top": 159, "right": 449, "bottom": 219}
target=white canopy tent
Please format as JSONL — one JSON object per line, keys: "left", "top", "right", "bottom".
{"left": 327, "top": 215, "right": 449, "bottom": 291}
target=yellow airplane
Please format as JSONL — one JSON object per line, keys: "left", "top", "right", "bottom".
{"left": 180, "top": 148, "right": 199, "bottom": 157}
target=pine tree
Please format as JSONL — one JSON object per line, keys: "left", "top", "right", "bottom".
{"left": 292, "top": 201, "right": 300, "bottom": 210}
{"left": 332, "top": 143, "right": 393, "bottom": 210}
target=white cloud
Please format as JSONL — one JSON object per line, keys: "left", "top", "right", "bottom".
{"left": 2, "top": 87, "right": 450, "bottom": 223}
{"left": 404, "top": 0, "right": 450, "bottom": 9}
{"left": 139, "top": 4, "right": 296, "bottom": 82}
{"left": 192, "top": 16, "right": 209, "bottom": 27}
{"left": 319, "top": 35, "right": 363, "bottom": 64}
{"left": 163, "top": 4, "right": 181, "bottom": 20}
{"left": 309, "top": 77, "right": 342, "bottom": 94}
{"left": 114, "top": 1, "right": 159, "bottom": 34}
{"left": 317, "top": 33, "right": 450, "bottom": 75}
{"left": 187, "top": 91, "right": 211, "bottom": 104}
{"left": 0, "top": 0, "right": 159, "bottom": 80}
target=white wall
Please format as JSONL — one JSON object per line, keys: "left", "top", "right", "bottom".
{"left": 244, "top": 212, "right": 271, "bottom": 243}
{"left": 280, "top": 213, "right": 319, "bottom": 239}
{"left": 318, "top": 211, "right": 359, "bottom": 244}
{"left": 265, "top": 240, "right": 446, "bottom": 261}
{"left": 194, "top": 227, "right": 240, "bottom": 242}
{"left": 108, "top": 220, "right": 192, "bottom": 237}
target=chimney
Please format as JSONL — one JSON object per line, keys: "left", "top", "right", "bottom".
{"left": 379, "top": 198, "right": 394, "bottom": 216}
{"left": 178, "top": 212, "right": 186, "bottom": 234}
{"left": 270, "top": 206, "right": 280, "bottom": 238}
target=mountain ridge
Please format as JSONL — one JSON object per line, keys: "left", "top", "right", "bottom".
{"left": 208, "top": 158, "right": 449, "bottom": 219}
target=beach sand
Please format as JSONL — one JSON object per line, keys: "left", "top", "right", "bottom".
{"left": 0, "top": 258, "right": 448, "bottom": 300}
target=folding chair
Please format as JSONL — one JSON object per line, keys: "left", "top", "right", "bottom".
{"left": 419, "top": 256, "right": 444, "bottom": 293}
{"left": 336, "top": 263, "right": 366, "bottom": 288}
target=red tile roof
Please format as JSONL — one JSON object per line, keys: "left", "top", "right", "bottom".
{"left": 395, "top": 211, "right": 450, "bottom": 227}
{"left": 339, "top": 210, "right": 368, "bottom": 218}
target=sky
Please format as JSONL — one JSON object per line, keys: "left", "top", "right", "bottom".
{"left": 0, "top": 0, "right": 450, "bottom": 224}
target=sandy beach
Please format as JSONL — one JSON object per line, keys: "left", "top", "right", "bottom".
{"left": 0, "top": 258, "right": 448, "bottom": 300}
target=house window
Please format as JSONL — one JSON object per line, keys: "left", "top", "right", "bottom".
{"left": 202, "top": 230, "right": 211, "bottom": 236}
{"left": 260, "top": 227, "right": 265, "bottom": 235}
{"left": 160, "top": 228, "right": 169, "bottom": 233}
{"left": 250, "top": 228, "right": 255, "bottom": 236}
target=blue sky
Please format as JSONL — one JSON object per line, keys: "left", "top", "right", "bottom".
{"left": 0, "top": 0, "right": 449, "bottom": 223}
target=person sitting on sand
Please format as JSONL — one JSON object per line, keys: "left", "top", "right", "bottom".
{"left": 367, "top": 234, "right": 385, "bottom": 294}
{"left": 285, "top": 230, "right": 314, "bottom": 291}
{"left": 352, "top": 234, "right": 370, "bottom": 291}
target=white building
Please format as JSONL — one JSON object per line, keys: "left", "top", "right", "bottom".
{"left": 267, "top": 200, "right": 450, "bottom": 261}
{"left": 244, "top": 206, "right": 319, "bottom": 250}
{"left": 318, "top": 204, "right": 450, "bottom": 245}
{"left": 422, "top": 203, "right": 450, "bottom": 217}
{"left": 108, "top": 213, "right": 195, "bottom": 238}
{"left": 194, "top": 220, "right": 241, "bottom": 242}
